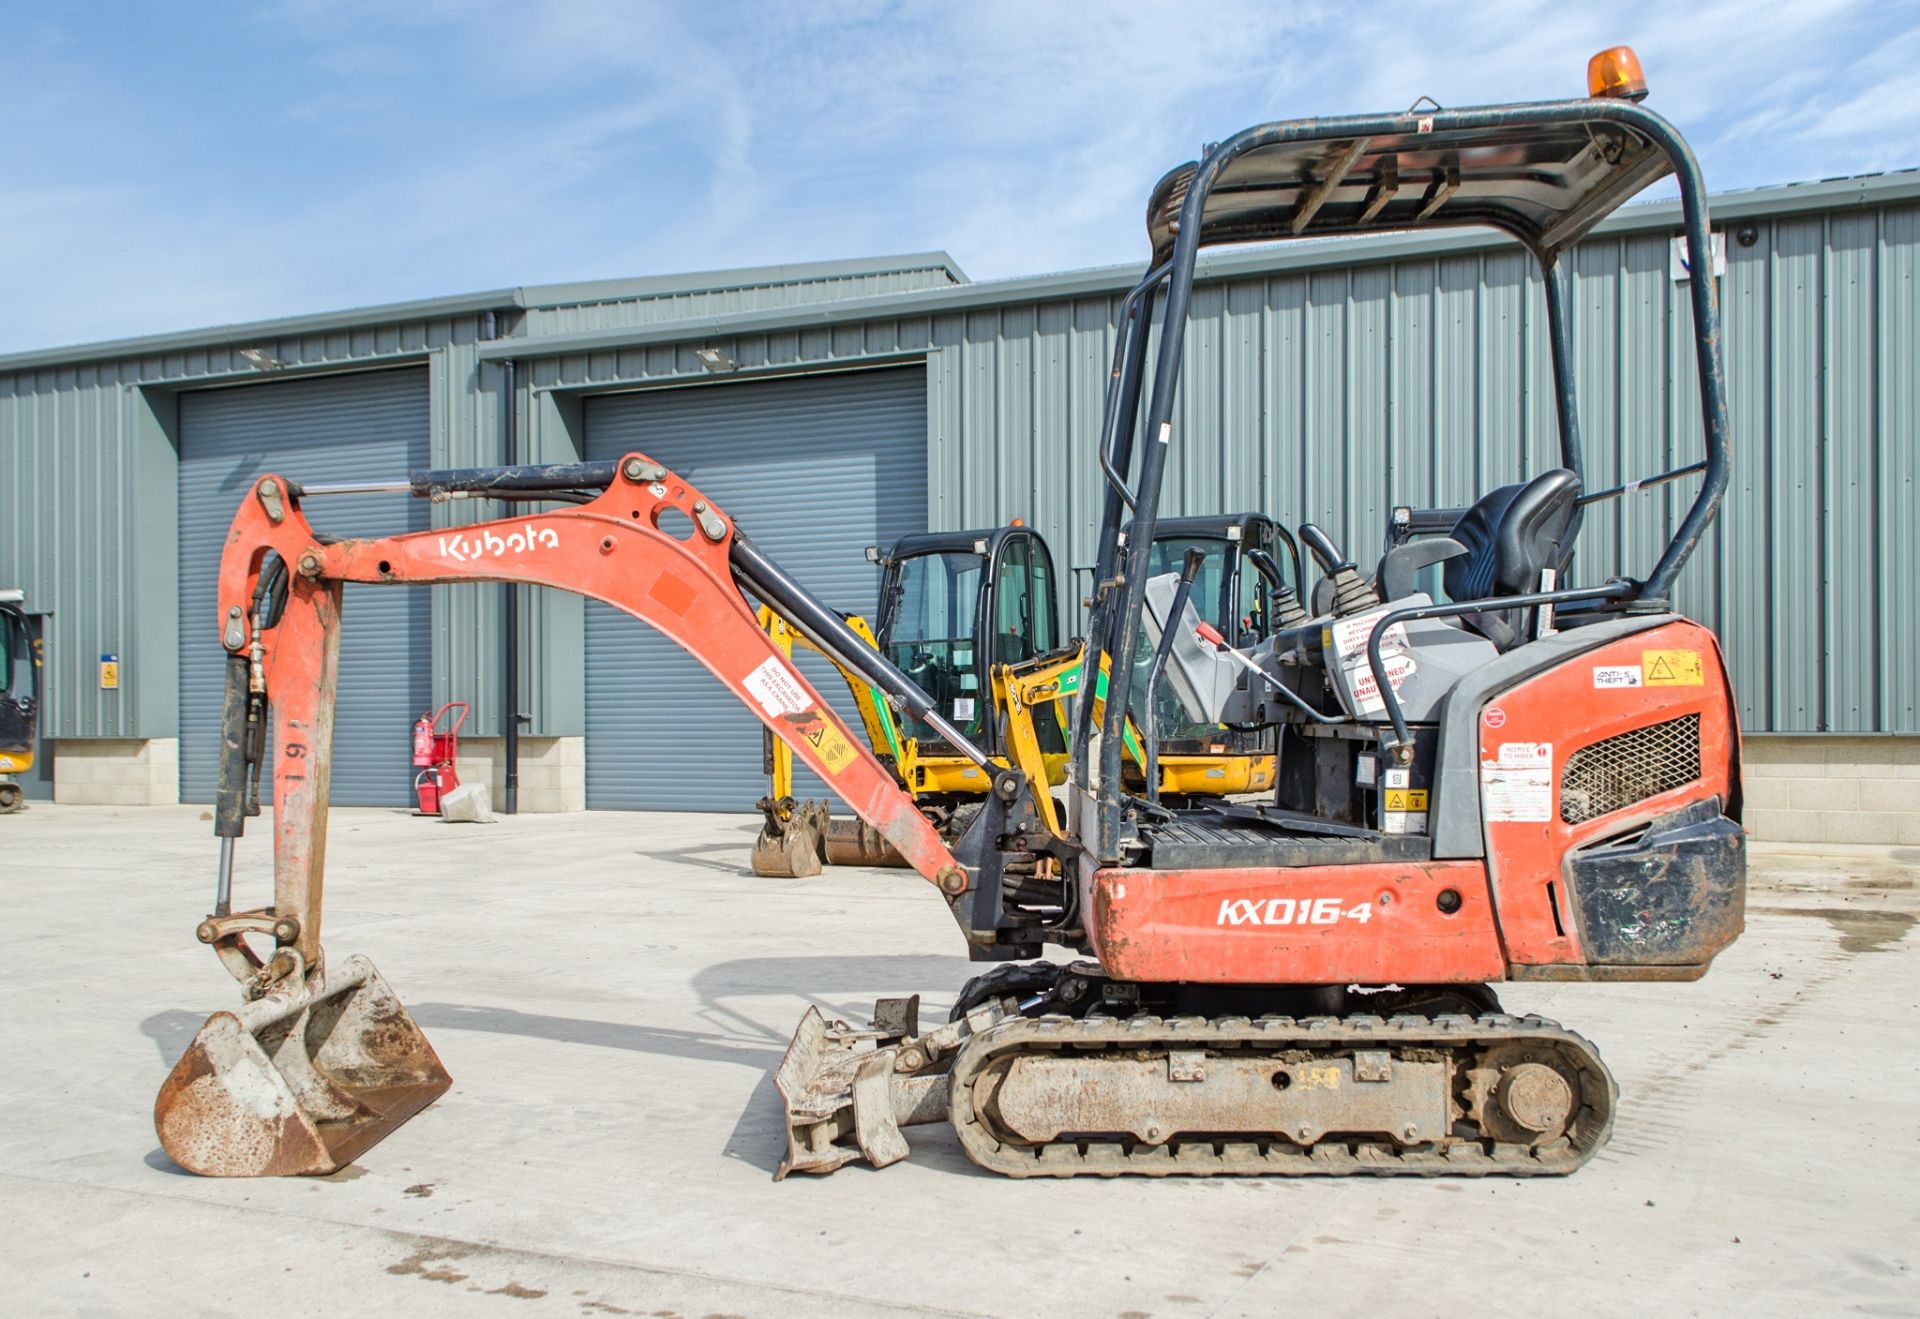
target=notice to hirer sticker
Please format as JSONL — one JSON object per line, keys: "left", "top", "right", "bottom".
{"left": 1482, "top": 741, "right": 1553, "bottom": 822}
{"left": 744, "top": 656, "right": 812, "bottom": 718}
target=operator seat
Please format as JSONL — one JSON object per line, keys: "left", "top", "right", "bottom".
{"left": 1444, "top": 468, "right": 1583, "bottom": 650}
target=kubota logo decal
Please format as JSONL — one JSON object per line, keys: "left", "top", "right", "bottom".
{"left": 437, "top": 524, "right": 560, "bottom": 562}
{"left": 1217, "top": 897, "right": 1374, "bottom": 926}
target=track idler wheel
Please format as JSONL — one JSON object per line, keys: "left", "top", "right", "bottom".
{"left": 821, "top": 817, "right": 907, "bottom": 868}
{"left": 751, "top": 796, "right": 829, "bottom": 877}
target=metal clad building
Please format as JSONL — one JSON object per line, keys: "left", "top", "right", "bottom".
{"left": 1, "top": 179, "right": 1913, "bottom": 841}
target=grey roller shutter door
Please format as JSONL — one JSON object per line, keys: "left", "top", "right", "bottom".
{"left": 583, "top": 367, "right": 927, "bottom": 810}
{"left": 178, "top": 368, "right": 431, "bottom": 806}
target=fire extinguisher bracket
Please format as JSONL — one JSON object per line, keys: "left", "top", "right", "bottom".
{"left": 412, "top": 701, "right": 469, "bottom": 816}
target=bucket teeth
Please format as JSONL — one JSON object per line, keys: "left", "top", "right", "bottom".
{"left": 773, "top": 998, "right": 1010, "bottom": 1179}
{"left": 154, "top": 954, "right": 450, "bottom": 1177}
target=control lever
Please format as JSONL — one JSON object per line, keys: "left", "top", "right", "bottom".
{"left": 1296, "top": 524, "right": 1352, "bottom": 576}
{"left": 1296, "top": 523, "right": 1379, "bottom": 617}
{"left": 1244, "top": 547, "right": 1310, "bottom": 628}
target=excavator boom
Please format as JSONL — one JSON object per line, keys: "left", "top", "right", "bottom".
{"left": 155, "top": 455, "right": 987, "bottom": 1176}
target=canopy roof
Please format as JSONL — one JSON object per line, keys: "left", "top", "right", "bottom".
{"left": 1146, "top": 107, "right": 1674, "bottom": 264}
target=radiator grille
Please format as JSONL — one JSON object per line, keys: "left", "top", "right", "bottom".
{"left": 1560, "top": 714, "right": 1702, "bottom": 825}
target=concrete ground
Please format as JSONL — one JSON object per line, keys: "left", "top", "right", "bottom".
{"left": 2, "top": 804, "right": 1915, "bottom": 1319}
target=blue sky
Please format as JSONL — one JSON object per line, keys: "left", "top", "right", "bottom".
{"left": 4, "top": 0, "right": 1916, "bottom": 354}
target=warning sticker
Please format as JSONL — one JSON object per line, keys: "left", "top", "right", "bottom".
{"left": 1482, "top": 741, "right": 1553, "bottom": 822}
{"left": 802, "top": 716, "right": 858, "bottom": 777}
{"left": 953, "top": 697, "right": 976, "bottom": 722}
{"left": 1483, "top": 706, "right": 1507, "bottom": 729}
{"left": 1382, "top": 807, "right": 1427, "bottom": 836}
{"left": 1347, "top": 654, "right": 1418, "bottom": 718}
{"left": 1329, "top": 609, "right": 1409, "bottom": 665}
{"left": 1594, "top": 664, "right": 1643, "bottom": 689}
{"left": 744, "top": 656, "right": 811, "bottom": 718}
{"left": 1382, "top": 786, "right": 1428, "bottom": 835}
{"left": 1643, "top": 649, "right": 1704, "bottom": 687}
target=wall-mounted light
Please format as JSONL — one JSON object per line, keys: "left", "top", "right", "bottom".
{"left": 237, "top": 347, "right": 284, "bottom": 370}
{"left": 694, "top": 346, "right": 736, "bottom": 373}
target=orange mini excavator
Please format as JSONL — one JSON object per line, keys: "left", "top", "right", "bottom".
{"left": 157, "top": 47, "right": 1744, "bottom": 1180}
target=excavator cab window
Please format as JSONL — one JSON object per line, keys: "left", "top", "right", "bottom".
{"left": 1029, "top": 546, "right": 1058, "bottom": 653}
{"left": 992, "top": 536, "right": 1034, "bottom": 666}
{"left": 991, "top": 530, "right": 1067, "bottom": 754}
{"left": 884, "top": 550, "right": 987, "bottom": 746}
{"left": 0, "top": 606, "right": 40, "bottom": 751}
{"left": 1133, "top": 536, "right": 1232, "bottom": 747}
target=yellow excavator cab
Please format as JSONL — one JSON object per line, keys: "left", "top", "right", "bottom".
{"left": 0, "top": 592, "right": 43, "bottom": 814}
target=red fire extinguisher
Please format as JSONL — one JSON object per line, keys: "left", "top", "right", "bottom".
{"left": 412, "top": 701, "right": 468, "bottom": 814}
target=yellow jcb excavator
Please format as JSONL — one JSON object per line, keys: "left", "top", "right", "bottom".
{"left": 753, "top": 515, "right": 1302, "bottom": 873}
{"left": 752, "top": 524, "right": 1070, "bottom": 874}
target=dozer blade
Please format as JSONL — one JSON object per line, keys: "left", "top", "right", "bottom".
{"left": 773, "top": 997, "right": 1007, "bottom": 1179}
{"left": 821, "top": 817, "right": 908, "bottom": 868}
{"left": 155, "top": 954, "right": 450, "bottom": 1177}
{"left": 751, "top": 798, "right": 829, "bottom": 878}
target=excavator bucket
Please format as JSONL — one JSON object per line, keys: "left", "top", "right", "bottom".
{"left": 820, "top": 816, "right": 909, "bottom": 868}
{"left": 751, "top": 797, "right": 830, "bottom": 877}
{"left": 154, "top": 954, "right": 450, "bottom": 1177}
{"left": 773, "top": 996, "right": 1007, "bottom": 1178}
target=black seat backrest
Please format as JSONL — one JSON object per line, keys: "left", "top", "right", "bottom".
{"left": 1444, "top": 469, "right": 1583, "bottom": 648}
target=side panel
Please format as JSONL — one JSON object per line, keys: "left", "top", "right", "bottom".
{"left": 1086, "top": 861, "right": 1506, "bottom": 985}
{"left": 1477, "top": 618, "right": 1742, "bottom": 968}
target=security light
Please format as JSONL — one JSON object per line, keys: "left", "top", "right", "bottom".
{"left": 237, "top": 347, "right": 283, "bottom": 370}
{"left": 694, "top": 346, "right": 736, "bottom": 373}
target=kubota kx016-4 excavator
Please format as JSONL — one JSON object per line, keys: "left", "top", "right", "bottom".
{"left": 156, "top": 47, "right": 1745, "bottom": 1181}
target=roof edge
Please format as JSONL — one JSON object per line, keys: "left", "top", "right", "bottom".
{"left": 519, "top": 251, "right": 968, "bottom": 309}
{"left": 0, "top": 251, "right": 969, "bottom": 375}
{"left": 475, "top": 169, "right": 1920, "bottom": 363}
{"left": 0, "top": 287, "right": 526, "bottom": 375}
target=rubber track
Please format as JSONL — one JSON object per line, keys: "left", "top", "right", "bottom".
{"left": 947, "top": 1011, "right": 1616, "bottom": 1178}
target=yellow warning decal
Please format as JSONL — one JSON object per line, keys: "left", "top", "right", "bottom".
{"left": 1303, "top": 1065, "right": 1341, "bottom": 1091}
{"left": 1642, "top": 649, "right": 1704, "bottom": 687}
{"left": 1384, "top": 788, "right": 1429, "bottom": 813}
{"left": 804, "top": 715, "right": 858, "bottom": 776}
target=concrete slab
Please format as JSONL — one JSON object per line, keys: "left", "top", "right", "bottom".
{"left": 2, "top": 804, "right": 1915, "bottom": 1318}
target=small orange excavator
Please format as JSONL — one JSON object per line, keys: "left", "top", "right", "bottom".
{"left": 156, "top": 47, "right": 1745, "bottom": 1181}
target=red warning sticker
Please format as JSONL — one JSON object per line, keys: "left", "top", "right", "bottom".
{"left": 1483, "top": 706, "right": 1507, "bottom": 729}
